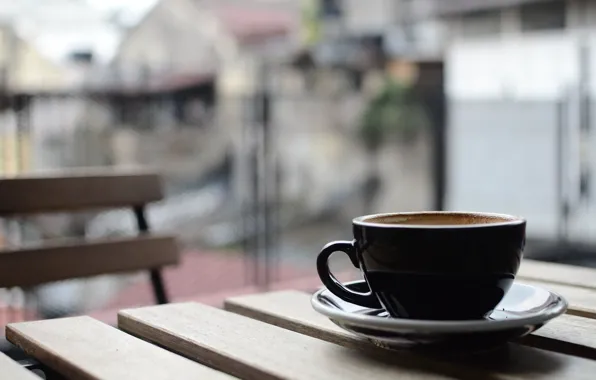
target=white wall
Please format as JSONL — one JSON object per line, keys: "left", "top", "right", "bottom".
{"left": 446, "top": 1, "right": 596, "bottom": 100}
{"left": 114, "top": 0, "right": 223, "bottom": 77}
{"left": 445, "top": 1, "right": 596, "bottom": 243}
{"left": 446, "top": 34, "right": 581, "bottom": 101}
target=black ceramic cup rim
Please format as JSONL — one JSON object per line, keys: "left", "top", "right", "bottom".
{"left": 353, "top": 211, "right": 526, "bottom": 229}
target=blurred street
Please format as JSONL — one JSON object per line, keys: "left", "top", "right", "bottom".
{"left": 1, "top": 0, "right": 596, "bottom": 326}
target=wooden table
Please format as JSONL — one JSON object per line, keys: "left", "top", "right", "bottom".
{"left": 5, "top": 259, "right": 596, "bottom": 379}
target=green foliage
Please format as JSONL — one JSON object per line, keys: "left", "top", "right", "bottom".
{"left": 358, "top": 78, "right": 429, "bottom": 152}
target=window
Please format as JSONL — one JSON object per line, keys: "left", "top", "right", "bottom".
{"left": 320, "top": 0, "right": 342, "bottom": 19}
{"left": 521, "top": 1, "right": 566, "bottom": 32}
{"left": 460, "top": 10, "right": 502, "bottom": 37}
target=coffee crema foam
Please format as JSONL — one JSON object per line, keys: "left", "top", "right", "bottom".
{"left": 364, "top": 213, "right": 519, "bottom": 226}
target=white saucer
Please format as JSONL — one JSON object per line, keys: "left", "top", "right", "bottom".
{"left": 311, "top": 280, "right": 567, "bottom": 350}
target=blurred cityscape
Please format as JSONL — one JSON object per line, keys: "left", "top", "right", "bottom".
{"left": 0, "top": 0, "right": 595, "bottom": 319}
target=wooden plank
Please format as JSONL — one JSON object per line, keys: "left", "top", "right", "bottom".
{"left": 520, "top": 279, "right": 596, "bottom": 319}
{"left": 225, "top": 290, "right": 596, "bottom": 360}
{"left": 6, "top": 316, "right": 234, "bottom": 380}
{"left": 119, "top": 303, "right": 467, "bottom": 380}
{"left": 225, "top": 290, "right": 360, "bottom": 349}
{"left": 120, "top": 302, "right": 596, "bottom": 380}
{"left": 0, "top": 235, "right": 179, "bottom": 288}
{"left": 0, "top": 352, "right": 39, "bottom": 380}
{"left": 522, "top": 314, "right": 596, "bottom": 360}
{"left": 0, "top": 168, "right": 163, "bottom": 215}
{"left": 519, "top": 259, "right": 596, "bottom": 291}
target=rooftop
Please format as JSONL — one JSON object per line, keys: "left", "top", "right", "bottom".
{"left": 213, "top": 5, "right": 295, "bottom": 43}
{"left": 435, "top": 0, "right": 562, "bottom": 16}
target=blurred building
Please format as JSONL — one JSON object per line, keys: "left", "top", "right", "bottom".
{"left": 104, "top": 0, "right": 302, "bottom": 195}
{"left": 300, "top": 0, "right": 444, "bottom": 70}
{"left": 436, "top": 0, "right": 596, "bottom": 245}
{"left": 0, "top": 22, "right": 71, "bottom": 176}
{"left": 0, "top": 24, "right": 67, "bottom": 93}
{"left": 0, "top": 0, "right": 129, "bottom": 176}
{"left": 112, "top": 0, "right": 299, "bottom": 90}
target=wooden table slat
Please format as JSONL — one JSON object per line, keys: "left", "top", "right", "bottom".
{"left": 519, "top": 279, "right": 596, "bottom": 319}
{"left": 120, "top": 301, "right": 596, "bottom": 380}
{"left": 0, "top": 352, "right": 39, "bottom": 379}
{"left": 119, "top": 303, "right": 471, "bottom": 380}
{"left": 519, "top": 259, "right": 596, "bottom": 291}
{"left": 6, "top": 316, "right": 234, "bottom": 380}
{"left": 522, "top": 314, "right": 596, "bottom": 359}
{"left": 224, "top": 290, "right": 596, "bottom": 360}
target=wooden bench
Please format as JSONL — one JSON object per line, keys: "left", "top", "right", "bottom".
{"left": 0, "top": 168, "right": 178, "bottom": 305}
{"left": 0, "top": 168, "right": 179, "bottom": 361}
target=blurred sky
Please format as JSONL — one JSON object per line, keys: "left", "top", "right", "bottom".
{"left": 0, "top": 0, "right": 160, "bottom": 63}
{"left": 86, "top": 0, "right": 158, "bottom": 25}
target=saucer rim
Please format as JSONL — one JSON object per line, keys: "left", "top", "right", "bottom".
{"left": 311, "top": 280, "right": 568, "bottom": 334}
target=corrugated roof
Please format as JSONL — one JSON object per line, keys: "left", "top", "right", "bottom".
{"left": 213, "top": 6, "right": 295, "bottom": 42}
{"left": 435, "top": 0, "right": 562, "bottom": 16}
{"left": 194, "top": 0, "right": 298, "bottom": 42}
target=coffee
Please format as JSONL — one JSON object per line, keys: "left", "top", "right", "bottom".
{"left": 364, "top": 212, "right": 517, "bottom": 226}
{"left": 317, "top": 211, "right": 526, "bottom": 320}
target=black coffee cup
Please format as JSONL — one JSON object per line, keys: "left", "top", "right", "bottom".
{"left": 317, "top": 211, "right": 526, "bottom": 320}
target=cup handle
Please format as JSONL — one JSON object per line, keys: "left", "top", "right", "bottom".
{"left": 316, "top": 240, "right": 381, "bottom": 308}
